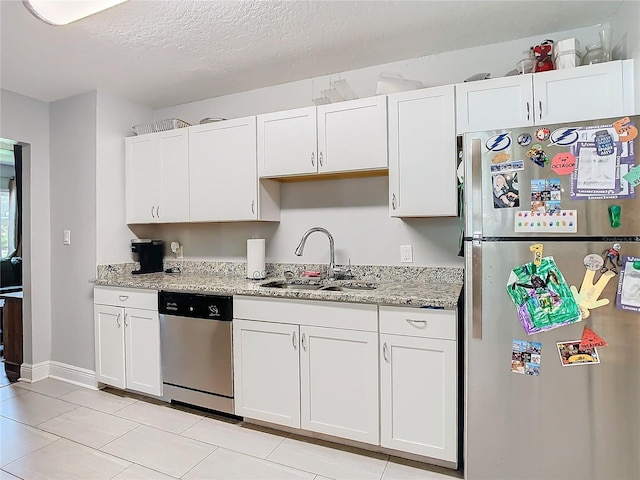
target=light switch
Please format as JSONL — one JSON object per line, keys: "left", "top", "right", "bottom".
{"left": 63, "top": 230, "right": 71, "bottom": 245}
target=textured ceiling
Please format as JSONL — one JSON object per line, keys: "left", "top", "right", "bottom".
{"left": 0, "top": 0, "right": 623, "bottom": 108}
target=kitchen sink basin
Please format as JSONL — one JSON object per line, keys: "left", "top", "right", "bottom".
{"left": 321, "top": 284, "right": 377, "bottom": 292}
{"left": 260, "top": 281, "right": 324, "bottom": 290}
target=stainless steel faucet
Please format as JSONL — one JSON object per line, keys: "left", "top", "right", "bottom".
{"left": 294, "top": 227, "right": 336, "bottom": 279}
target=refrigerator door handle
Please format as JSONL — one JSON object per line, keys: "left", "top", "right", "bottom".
{"left": 470, "top": 138, "right": 483, "bottom": 238}
{"left": 471, "top": 236, "right": 483, "bottom": 340}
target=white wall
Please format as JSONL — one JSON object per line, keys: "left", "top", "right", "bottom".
{"left": 0, "top": 89, "right": 52, "bottom": 366}
{"left": 141, "top": 25, "right": 600, "bottom": 268}
{"left": 96, "top": 91, "right": 153, "bottom": 264}
{"left": 49, "top": 92, "right": 97, "bottom": 370}
{"left": 611, "top": 0, "right": 640, "bottom": 113}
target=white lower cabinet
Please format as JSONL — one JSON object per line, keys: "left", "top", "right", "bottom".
{"left": 300, "top": 326, "right": 379, "bottom": 444}
{"left": 233, "top": 319, "right": 300, "bottom": 428}
{"left": 233, "top": 297, "right": 379, "bottom": 445}
{"left": 379, "top": 306, "right": 458, "bottom": 463}
{"left": 94, "top": 287, "right": 162, "bottom": 396}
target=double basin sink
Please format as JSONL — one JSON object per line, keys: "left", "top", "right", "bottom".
{"left": 260, "top": 280, "right": 377, "bottom": 292}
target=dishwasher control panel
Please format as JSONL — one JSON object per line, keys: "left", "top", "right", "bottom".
{"left": 158, "top": 291, "right": 233, "bottom": 321}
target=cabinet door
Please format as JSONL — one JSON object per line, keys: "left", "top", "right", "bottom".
{"left": 94, "top": 304, "right": 126, "bottom": 389}
{"left": 317, "top": 96, "right": 388, "bottom": 174}
{"left": 257, "top": 107, "right": 317, "bottom": 177}
{"left": 125, "top": 135, "right": 158, "bottom": 224}
{"left": 124, "top": 307, "right": 162, "bottom": 396}
{"left": 233, "top": 319, "right": 300, "bottom": 427}
{"left": 157, "top": 129, "right": 190, "bottom": 223}
{"left": 300, "top": 326, "right": 379, "bottom": 444}
{"left": 456, "top": 75, "right": 534, "bottom": 133}
{"left": 380, "top": 334, "right": 457, "bottom": 462}
{"left": 189, "top": 117, "right": 259, "bottom": 221}
{"left": 388, "top": 86, "right": 457, "bottom": 217}
{"left": 533, "top": 61, "right": 625, "bottom": 125}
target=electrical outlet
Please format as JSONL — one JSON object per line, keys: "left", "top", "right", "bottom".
{"left": 400, "top": 245, "right": 413, "bottom": 263}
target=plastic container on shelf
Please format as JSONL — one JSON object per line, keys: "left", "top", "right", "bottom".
{"left": 553, "top": 38, "right": 581, "bottom": 69}
{"left": 582, "top": 44, "right": 606, "bottom": 65}
{"left": 132, "top": 118, "right": 190, "bottom": 135}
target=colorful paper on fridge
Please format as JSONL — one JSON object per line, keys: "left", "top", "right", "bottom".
{"left": 616, "top": 256, "right": 640, "bottom": 313}
{"left": 506, "top": 256, "right": 582, "bottom": 335}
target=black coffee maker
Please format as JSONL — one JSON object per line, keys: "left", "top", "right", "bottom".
{"left": 131, "top": 239, "right": 164, "bottom": 274}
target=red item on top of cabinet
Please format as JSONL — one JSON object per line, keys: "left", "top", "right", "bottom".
{"left": 533, "top": 40, "right": 555, "bottom": 73}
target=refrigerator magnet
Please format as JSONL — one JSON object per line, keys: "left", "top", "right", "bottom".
{"left": 579, "top": 326, "right": 608, "bottom": 350}
{"left": 550, "top": 152, "right": 577, "bottom": 175}
{"left": 613, "top": 116, "right": 638, "bottom": 142}
{"left": 615, "top": 255, "right": 640, "bottom": 313}
{"left": 535, "top": 127, "right": 551, "bottom": 141}
{"left": 517, "top": 133, "right": 532, "bottom": 146}
{"left": 583, "top": 254, "right": 604, "bottom": 271}
{"left": 492, "top": 173, "right": 520, "bottom": 208}
{"left": 557, "top": 341, "right": 600, "bottom": 366}
{"left": 511, "top": 339, "right": 542, "bottom": 376}
{"left": 485, "top": 132, "right": 512, "bottom": 152}
{"left": 548, "top": 127, "right": 580, "bottom": 147}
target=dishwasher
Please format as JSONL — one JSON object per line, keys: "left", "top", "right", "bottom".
{"left": 158, "top": 291, "right": 235, "bottom": 414}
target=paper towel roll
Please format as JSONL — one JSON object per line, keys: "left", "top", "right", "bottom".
{"left": 246, "top": 239, "right": 266, "bottom": 279}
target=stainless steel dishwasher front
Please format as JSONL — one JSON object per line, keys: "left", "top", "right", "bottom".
{"left": 158, "top": 291, "right": 234, "bottom": 414}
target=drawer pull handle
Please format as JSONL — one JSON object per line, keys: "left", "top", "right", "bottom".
{"left": 383, "top": 342, "right": 389, "bottom": 363}
{"left": 292, "top": 331, "right": 297, "bottom": 350}
{"left": 406, "top": 318, "right": 428, "bottom": 328}
{"left": 116, "top": 313, "right": 121, "bottom": 327}
{"left": 118, "top": 295, "right": 129, "bottom": 301}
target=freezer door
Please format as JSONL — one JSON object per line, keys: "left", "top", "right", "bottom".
{"left": 465, "top": 240, "right": 640, "bottom": 480}
{"left": 464, "top": 116, "right": 640, "bottom": 238}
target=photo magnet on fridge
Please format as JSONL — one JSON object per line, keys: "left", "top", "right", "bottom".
{"left": 557, "top": 341, "right": 600, "bottom": 366}
{"left": 511, "top": 339, "right": 542, "bottom": 376}
{"left": 492, "top": 172, "right": 520, "bottom": 208}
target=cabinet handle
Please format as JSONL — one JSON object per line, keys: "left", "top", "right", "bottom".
{"left": 538, "top": 101, "right": 543, "bottom": 120}
{"left": 156, "top": 206, "right": 160, "bottom": 218}
{"left": 251, "top": 200, "right": 255, "bottom": 215}
{"left": 392, "top": 193, "right": 397, "bottom": 210}
{"left": 383, "top": 342, "right": 389, "bottom": 363}
{"left": 116, "top": 313, "right": 121, "bottom": 327}
{"left": 301, "top": 333, "right": 307, "bottom": 351}
{"left": 292, "top": 331, "right": 297, "bottom": 349}
{"left": 124, "top": 313, "right": 129, "bottom": 327}
{"left": 319, "top": 151, "right": 324, "bottom": 167}
{"left": 118, "top": 295, "right": 129, "bottom": 301}
{"left": 406, "top": 318, "right": 428, "bottom": 328}
{"left": 526, "top": 102, "right": 530, "bottom": 121}
{"left": 311, "top": 152, "right": 315, "bottom": 167}
{"left": 151, "top": 206, "right": 155, "bottom": 218}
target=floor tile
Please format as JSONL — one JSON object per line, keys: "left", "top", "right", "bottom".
{"left": 0, "top": 391, "right": 77, "bottom": 426}
{"left": 0, "top": 385, "right": 28, "bottom": 402}
{"left": 14, "top": 378, "right": 81, "bottom": 398}
{"left": 38, "top": 406, "right": 139, "bottom": 449}
{"left": 3, "top": 438, "right": 131, "bottom": 480}
{"left": 111, "top": 463, "right": 176, "bottom": 479}
{"left": 1, "top": 416, "right": 59, "bottom": 467}
{"left": 268, "top": 436, "right": 388, "bottom": 480}
{"left": 114, "top": 400, "right": 204, "bottom": 434}
{"left": 0, "top": 469, "right": 21, "bottom": 479}
{"left": 101, "top": 425, "right": 215, "bottom": 478}
{"left": 58, "top": 388, "right": 137, "bottom": 414}
{"left": 382, "top": 459, "right": 462, "bottom": 480}
{"left": 181, "top": 416, "right": 287, "bottom": 459}
{"left": 184, "top": 448, "right": 315, "bottom": 480}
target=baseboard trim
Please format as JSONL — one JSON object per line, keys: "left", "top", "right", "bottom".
{"left": 20, "top": 361, "right": 50, "bottom": 382}
{"left": 49, "top": 361, "right": 99, "bottom": 389}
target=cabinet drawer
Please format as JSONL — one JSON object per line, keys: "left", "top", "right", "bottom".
{"left": 379, "top": 306, "right": 456, "bottom": 340}
{"left": 94, "top": 287, "right": 158, "bottom": 310}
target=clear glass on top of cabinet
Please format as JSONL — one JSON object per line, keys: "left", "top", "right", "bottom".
{"left": 388, "top": 85, "right": 458, "bottom": 217}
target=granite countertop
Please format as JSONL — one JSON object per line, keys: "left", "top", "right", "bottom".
{"left": 92, "top": 262, "right": 463, "bottom": 309}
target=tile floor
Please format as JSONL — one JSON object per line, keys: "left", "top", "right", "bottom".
{"left": 0, "top": 377, "right": 462, "bottom": 480}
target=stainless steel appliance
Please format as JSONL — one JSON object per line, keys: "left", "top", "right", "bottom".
{"left": 131, "top": 239, "right": 164, "bottom": 274}
{"left": 463, "top": 116, "right": 639, "bottom": 479}
{"left": 158, "top": 291, "right": 234, "bottom": 414}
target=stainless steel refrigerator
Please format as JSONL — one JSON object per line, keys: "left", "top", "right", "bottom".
{"left": 463, "top": 116, "right": 639, "bottom": 480}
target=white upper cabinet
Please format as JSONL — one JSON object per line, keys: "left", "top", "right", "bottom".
{"left": 456, "top": 75, "right": 534, "bottom": 133}
{"left": 125, "top": 128, "right": 190, "bottom": 224}
{"left": 317, "top": 95, "right": 388, "bottom": 174}
{"left": 456, "top": 60, "right": 634, "bottom": 133}
{"left": 257, "top": 96, "right": 388, "bottom": 178}
{"left": 388, "top": 86, "right": 458, "bottom": 217}
{"left": 257, "top": 107, "right": 318, "bottom": 177}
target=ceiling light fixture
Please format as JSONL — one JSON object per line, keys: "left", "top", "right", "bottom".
{"left": 23, "top": 0, "right": 128, "bottom": 26}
